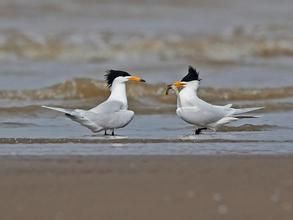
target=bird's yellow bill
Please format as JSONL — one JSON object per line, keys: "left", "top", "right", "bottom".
{"left": 173, "top": 81, "right": 186, "bottom": 88}
{"left": 128, "top": 76, "right": 146, "bottom": 82}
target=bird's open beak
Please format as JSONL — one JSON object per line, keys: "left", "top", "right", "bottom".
{"left": 128, "top": 76, "right": 146, "bottom": 82}
{"left": 165, "top": 81, "right": 186, "bottom": 95}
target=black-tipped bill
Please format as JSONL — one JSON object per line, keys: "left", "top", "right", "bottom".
{"left": 128, "top": 76, "right": 146, "bottom": 82}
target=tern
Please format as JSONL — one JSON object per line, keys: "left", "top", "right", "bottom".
{"left": 166, "top": 66, "right": 263, "bottom": 135}
{"left": 42, "top": 70, "right": 145, "bottom": 136}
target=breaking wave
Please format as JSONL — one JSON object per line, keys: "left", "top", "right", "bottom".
{"left": 0, "top": 26, "right": 293, "bottom": 64}
{"left": 0, "top": 78, "right": 293, "bottom": 115}
{"left": 1, "top": 78, "right": 293, "bottom": 101}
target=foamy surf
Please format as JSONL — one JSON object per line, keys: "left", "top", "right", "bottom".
{"left": 0, "top": 78, "right": 292, "bottom": 115}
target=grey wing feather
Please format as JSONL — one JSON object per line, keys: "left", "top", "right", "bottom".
{"left": 89, "top": 100, "right": 125, "bottom": 113}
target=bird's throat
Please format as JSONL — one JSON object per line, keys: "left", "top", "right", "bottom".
{"left": 108, "top": 82, "right": 128, "bottom": 107}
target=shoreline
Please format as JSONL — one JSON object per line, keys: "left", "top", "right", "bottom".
{"left": 0, "top": 155, "right": 292, "bottom": 219}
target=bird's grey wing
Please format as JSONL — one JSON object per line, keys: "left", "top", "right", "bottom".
{"left": 196, "top": 99, "right": 232, "bottom": 118}
{"left": 85, "top": 110, "right": 134, "bottom": 129}
{"left": 68, "top": 110, "right": 103, "bottom": 132}
{"left": 179, "top": 105, "right": 227, "bottom": 126}
{"left": 89, "top": 100, "right": 125, "bottom": 114}
{"left": 42, "top": 106, "right": 104, "bottom": 132}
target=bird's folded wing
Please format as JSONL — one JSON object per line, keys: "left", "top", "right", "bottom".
{"left": 179, "top": 106, "right": 228, "bottom": 123}
{"left": 180, "top": 106, "right": 200, "bottom": 113}
{"left": 89, "top": 100, "right": 125, "bottom": 114}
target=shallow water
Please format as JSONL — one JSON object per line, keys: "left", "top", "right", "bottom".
{"left": 0, "top": 112, "right": 292, "bottom": 156}
{"left": 0, "top": 0, "right": 293, "bottom": 155}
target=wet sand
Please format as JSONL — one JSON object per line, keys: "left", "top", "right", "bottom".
{"left": 0, "top": 156, "right": 292, "bottom": 220}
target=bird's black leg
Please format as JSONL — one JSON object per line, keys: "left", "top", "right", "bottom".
{"left": 104, "top": 130, "right": 108, "bottom": 135}
{"left": 111, "top": 129, "right": 115, "bottom": 136}
{"left": 195, "top": 128, "right": 207, "bottom": 135}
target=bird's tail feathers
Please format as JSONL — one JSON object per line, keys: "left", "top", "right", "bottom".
{"left": 233, "top": 115, "right": 262, "bottom": 119}
{"left": 232, "top": 107, "right": 264, "bottom": 115}
{"left": 41, "top": 105, "right": 72, "bottom": 115}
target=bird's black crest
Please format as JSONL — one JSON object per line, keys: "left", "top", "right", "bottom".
{"left": 181, "top": 66, "right": 200, "bottom": 82}
{"left": 105, "top": 69, "right": 131, "bottom": 87}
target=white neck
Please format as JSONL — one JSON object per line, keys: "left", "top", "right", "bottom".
{"left": 108, "top": 81, "right": 128, "bottom": 107}
{"left": 178, "top": 86, "right": 198, "bottom": 107}
{"left": 174, "top": 89, "right": 182, "bottom": 109}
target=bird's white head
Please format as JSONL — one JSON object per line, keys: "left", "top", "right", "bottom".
{"left": 105, "top": 70, "right": 145, "bottom": 88}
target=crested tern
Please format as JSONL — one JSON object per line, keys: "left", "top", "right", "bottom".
{"left": 166, "top": 66, "right": 263, "bottom": 135}
{"left": 42, "top": 70, "right": 145, "bottom": 136}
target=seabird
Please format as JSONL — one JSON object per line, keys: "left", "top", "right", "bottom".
{"left": 42, "top": 70, "right": 145, "bottom": 136}
{"left": 166, "top": 66, "right": 263, "bottom": 135}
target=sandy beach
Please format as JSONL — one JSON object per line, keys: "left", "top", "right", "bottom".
{"left": 0, "top": 155, "right": 292, "bottom": 220}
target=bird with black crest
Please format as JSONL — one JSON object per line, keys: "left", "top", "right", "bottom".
{"left": 42, "top": 70, "right": 145, "bottom": 136}
{"left": 166, "top": 66, "right": 263, "bottom": 135}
